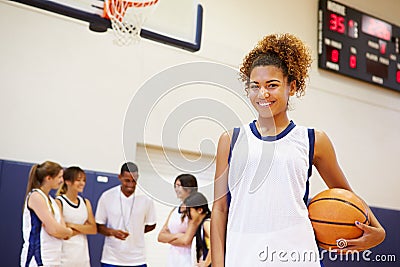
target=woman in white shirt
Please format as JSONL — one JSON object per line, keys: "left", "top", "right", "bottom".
{"left": 20, "top": 161, "right": 73, "bottom": 267}
{"left": 56, "top": 166, "right": 97, "bottom": 267}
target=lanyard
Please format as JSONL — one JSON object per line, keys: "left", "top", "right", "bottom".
{"left": 119, "top": 190, "right": 135, "bottom": 232}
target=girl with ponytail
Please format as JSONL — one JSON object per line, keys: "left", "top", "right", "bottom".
{"left": 55, "top": 166, "right": 96, "bottom": 267}
{"left": 20, "top": 161, "right": 73, "bottom": 267}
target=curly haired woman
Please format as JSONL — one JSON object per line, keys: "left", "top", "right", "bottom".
{"left": 210, "top": 33, "right": 385, "bottom": 267}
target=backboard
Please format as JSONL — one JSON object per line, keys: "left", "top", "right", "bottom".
{"left": 9, "top": 0, "right": 202, "bottom": 51}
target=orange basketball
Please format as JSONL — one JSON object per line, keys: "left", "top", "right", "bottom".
{"left": 308, "top": 188, "right": 370, "bottom": 250}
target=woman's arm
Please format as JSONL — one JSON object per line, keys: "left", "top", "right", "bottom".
{"left": 55, "top": 198, "right": 79, "bottom": 237}
{"left": 157, "top": 208, "right": 177, "bottom": 243}
{"left": 167, "top": 218, "right": 201, "bottom": 247}
{"left": 66, "top": 199, "right": 97, "bottom": 235}
{"left": 30, "top": 192, "right": 73, "bottom": 239}
{"left": 314, "top": 130, "right": 386, "bottom": 251}
{"left": 158, "top": 207, "right": 200, "bottom": 246}
{"left": 211, "top": 131, "right": 231, "bottom": 267}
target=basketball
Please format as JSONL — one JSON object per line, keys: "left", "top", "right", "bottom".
{"left": 308, "top": 188, "right": 370, "bottom": 250}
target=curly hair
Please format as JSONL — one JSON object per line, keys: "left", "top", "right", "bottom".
{"left": 240, "top": 33, "right": 312, "bottom": 97}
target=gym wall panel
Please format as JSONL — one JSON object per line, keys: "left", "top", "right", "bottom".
{"left": 0, "top": 160, "right": 3, "bottom": 187}
{"left": 87, "top": 171, "right": 120, "bottom": 267}
{"left": 81, "top": 170, "right": 96, "bottom": 207}
{"left": 0, "top": 160, "right": 33, "bottom": 267}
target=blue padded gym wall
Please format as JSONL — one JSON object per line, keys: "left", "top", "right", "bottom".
{"left": 0, "top": 160, "right": 33, "bottom": 267}
{"left": 0, "top": 159, "right": 120, "bottom": 267}
{"left": 322, "top": 207, "right": 400, "bottom": 266}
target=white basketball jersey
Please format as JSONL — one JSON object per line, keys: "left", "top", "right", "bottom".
{"left": 226, "top": 121, "right": 320, "bottom": 266}
{"left": 20, "top": 189, "right": 63, "bottom": 267}
{"left": 57, "top": 195, "right": 90, "bottom": 267}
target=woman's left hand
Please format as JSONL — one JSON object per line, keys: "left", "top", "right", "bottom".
{"left": 338, "top": 221, "right": 385, "bottom": 253}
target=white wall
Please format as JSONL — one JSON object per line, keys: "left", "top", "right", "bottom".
{"left": 0, "top": 0, "right": 399, "bottom": 212}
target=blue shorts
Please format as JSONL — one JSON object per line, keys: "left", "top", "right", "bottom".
{"left": 101, "top": 263, "right": 147, "bottom": 267}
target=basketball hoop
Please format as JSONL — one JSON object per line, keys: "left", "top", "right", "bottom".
{"left": 104, "top": 0, "right": 159, "bottom": 45}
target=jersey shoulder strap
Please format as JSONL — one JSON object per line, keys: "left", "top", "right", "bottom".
{"left": 228, "top": 127, "right": 240, "bottom": 164}
{"left": 227, "top": 127, "right": 240, "bottom": 209}
{"left": 304, "top": 128, "right": 315, "bottom": 204}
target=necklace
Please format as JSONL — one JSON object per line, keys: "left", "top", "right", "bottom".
{"left": 119, "top": 190, "right": 135, "bottom": 233}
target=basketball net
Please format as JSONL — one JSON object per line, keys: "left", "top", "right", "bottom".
{"left": 104, "top": 0, "right": 159, "bottom": 45}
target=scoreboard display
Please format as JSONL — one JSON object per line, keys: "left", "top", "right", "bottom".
{"left": 318, "top": 0, "right": 400, "bottom": 92}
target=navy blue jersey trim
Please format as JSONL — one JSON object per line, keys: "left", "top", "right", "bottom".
{"left": 307, "top": 128, "right": 315, "bottom": 177}
{"left": 303, "top": 128, "right": 315, "bottom": 205}
{"left": 228, "top": 128, "right": 240, "bottom": 164}
{"left": 250, "top": 120, "right": 296, "bottom": 141}
{"left": 227, "top": 127, "right": 240, "bottom": 210}
{"left": 26, "top": 209, "right": 43, "bottom": 266}
{"left": 60, "top": 195, "right": 81, "bottom": 208}
{"left": 227, "top": 191, "right": 231, "bottom": 212}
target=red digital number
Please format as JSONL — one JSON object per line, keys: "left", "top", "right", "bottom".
{"left": 337, "top": 16, "right": 345, "bottom": 34}
{"left": 349, "top": 55, "right": 357, "bottom": 69}
{"left": 329, "top": 13, "right": 345, "bottom": 34}
{"left": 331, "top": 49, "right": 339, "bottom": 63}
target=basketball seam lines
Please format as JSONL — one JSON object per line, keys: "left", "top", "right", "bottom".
{"left": 309, "top": 197, "right": 370, "bottom": 224}
{"left": 318, "top": 240, "right": 339, "bottom": 247}
{"left": 309, "top": 218, "right": 360, "bottom": 226}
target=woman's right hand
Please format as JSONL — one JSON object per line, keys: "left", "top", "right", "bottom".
{"left": 63, "top": 227, "right": 74, "bottom": 240}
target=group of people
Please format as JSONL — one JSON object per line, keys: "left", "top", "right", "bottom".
{"left": 21, "top": 33, "right": 386, "bottom": 267}
{"left": 20, "top": 161, "right": 211, "bottom": 267}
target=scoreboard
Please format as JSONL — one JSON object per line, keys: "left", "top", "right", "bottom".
{"left": 318, "top": 0, "right": 400, "bottom": 92}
